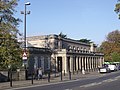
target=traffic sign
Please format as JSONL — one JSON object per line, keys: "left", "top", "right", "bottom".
{"left": 22, "top": 52, "right": 27, "bottom": 60}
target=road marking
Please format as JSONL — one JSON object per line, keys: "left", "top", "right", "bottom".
{"left": 6, "top": 74, "right": 120, "bottom": 90}
{"left": 115, "top": 76, "right": 120, "bottom": 79}
{"left": 65, "top": 89, "right": 72, "bottom": 90}
{"left": 80, "top": 82, "right": 99, "bottom": 88}
{"left": 102, "top": 78, "right": 118, "bottom": 83}
{"left": 80, "top": 77, "right": 119, "bottom": 88}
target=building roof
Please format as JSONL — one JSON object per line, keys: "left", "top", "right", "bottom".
{"left": 26, "top": 34, "right": 97, "bottom": 47}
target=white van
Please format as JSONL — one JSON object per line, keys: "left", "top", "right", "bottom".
{"left": 108, "top": 64, "right": 117, "bottom": 71}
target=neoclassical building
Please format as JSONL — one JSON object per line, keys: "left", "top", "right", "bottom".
{"left": 27, "top": 47, "right": 52, "bottom": 75}
{"left": 26, "top": 34, "right": 104, "bottom": 73}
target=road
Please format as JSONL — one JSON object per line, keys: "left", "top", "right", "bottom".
{"left": 9, "top": 71, "right": 120, "bottom": 90}
{"left": 73, "top": 73, "right": 120, "bottom": 90}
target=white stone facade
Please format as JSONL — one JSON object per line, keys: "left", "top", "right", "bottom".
{"left": 26, "top": 34, "right": 104, "bottom": 73}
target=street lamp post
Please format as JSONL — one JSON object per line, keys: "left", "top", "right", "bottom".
{"left": 8, "top": 65, "right": 12, "bottom": 87}
{"left": 21, "top": 2, "right": 30, "bottom": 80}
{"left": 21, "top": 2, "right": 30, "bottom": 52}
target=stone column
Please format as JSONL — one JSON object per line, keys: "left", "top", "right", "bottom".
{"left": 70, "top": 56, "right": 73, "bottom": 72}
{"left": 84, "top": 57, "right": 87, "bottom": 71}
{"left": 55, "top": 56, "right": 57, "bottom": 72}
{"left": 98, "top": 57, "right": 101, "bottom": 67}
{"left": 67, "top": 56, "right": 70, "bottom": 72}
{"left": 63, "top": 56, "right": 67, "bottom": 73}
{"left": 86, "top": 57, "right": 89, "bottom": 71}
{"left": 82, "top": 57, "right": 86, "bottom": 74}
{"left": 73, "top": 56, "right": 75, "bottom": 74}
{"left": 74, "top": 56, "right": 77, "bottom": 71}
{"left": 79, "top": 57, "right": 82, "bottom": 71}
{"left": 94, "top": 57, "right": 96, "bottom": 69}
{"left": 76, "top": 56, "right": 79, "bottom": 71}
{"left": 95, "top": 57, "right": 97, "bottom": 69}
{"left": 97, "top": 57, "right": 99, "bottom": 68}
{"left": 48, "top": 57, "right": 51, "bottom": 70}
{"left": 77, "top": 57, "right": 80, "bottom": 71}
{"left": 91, "top": 57, "right": 93, "bottom": 71}
{"left": 34, "top": 56, "right": 38, "bottom": 69}
{"left": 86, "top": 57, "right": 88, "bottom": 71}
{"left": 88, "top": 57, "right": 90, "bottom": 72}
{"left": 41, "top": 56, "right": 44, "bottom": 72}
{"left": 79, "top": 57, "right": 83, "bottom": 72}
{"left": 84, "top": 57, "right": 86, "bottom": 70}
{"left": 99, "top": 57, "right": 104, "bottom": 67}
{"left": 82, "top": 57, "right": 84, "bottom": 70}
{"left": 96, "top": 57, "right": 98, "bottom": 68}
{"left": 89, "top": 57, "right": 92, "bottom": 71}
{"left": 93, "top": 57, "right": 95, "bottom": 71}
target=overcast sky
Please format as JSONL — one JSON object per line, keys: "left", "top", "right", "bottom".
{"left": 16, "top": 0, "right": 120, "bottom": 45}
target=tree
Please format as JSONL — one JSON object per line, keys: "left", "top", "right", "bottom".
{"left": 78, "top": 39, "right": 92, "bottom": 44}
{"left": 107, "top": 30, "right": 120, "bottom": 43}
{"left": 99, "top": 30, "right": 120, "bottom": 62}
{"left": 111, "top": 52, "right": 120, "bottom": 62}
{"left": 58, "top": 32, "right": 67, "bottom": 38}
{"left": 115, "top": 0, "right": 120, "bottom": 19}
{"left": 0, "top": 0, "right": 22, "bottom": 70}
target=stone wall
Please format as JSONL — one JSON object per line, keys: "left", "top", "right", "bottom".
{"left": 0, "top": 70, "right": 8, "bottom": 82}
{"left": 0, "top": 70, "right": 26, "bottom": 82}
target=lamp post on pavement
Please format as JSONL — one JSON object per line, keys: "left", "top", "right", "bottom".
{"left": 21, "top": 2, "right": 30, "bottom": 52}
{"left": 8, "top": 65, "right": 12, "bottom": 87}
{"left": 21, "top": 2, "right": 30, "bottom": 80}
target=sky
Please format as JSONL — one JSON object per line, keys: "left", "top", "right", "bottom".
{"left": 16, "top": 0, "right": 120, "bottom": 45}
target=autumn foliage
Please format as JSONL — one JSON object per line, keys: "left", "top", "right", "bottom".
{"left": 99, "top": 30, "right": 120, "bottom": 62}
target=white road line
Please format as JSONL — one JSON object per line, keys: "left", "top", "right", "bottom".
{"left": 102, "top": 78, "right": 118, "bottom": 83}
{"left": 80, "top": 82, "right": 98, "bottom": 88}
{"left": 80, "top": 77, "right": 119, "bottom": 88}
{"left": 65, "top": 89, "right": 72, "bottom": 90}
{"left": 115, "top": 76, "right": 120, "bottom": 79}
{"left": 6, "top": 75, "right": 120, "bottom": 90}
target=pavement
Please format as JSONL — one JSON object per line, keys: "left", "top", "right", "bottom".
{"left": 0, "top": 70, "right": 103, "bottom": 90}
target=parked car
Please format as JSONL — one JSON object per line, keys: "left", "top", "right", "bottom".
{"left": 99, "top": 65, "right": 111, "bottom": 73}
{"left": 108, "top": 64, "right": 117, "bottom": 71}
{"left": 116, "top": 64, "right": 120, "bottom": 70}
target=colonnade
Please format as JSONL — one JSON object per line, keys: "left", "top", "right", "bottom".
{"left": 66, "top": 56, "right": 104, "bottom": 73}
{"left": 56, "top": 55, "right": 104, "bottom": 73}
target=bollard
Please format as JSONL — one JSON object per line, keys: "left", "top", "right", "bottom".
{"left": 77, "top": 70, "right": 78, "bottom": 74}
{"left": 69, "top": 71, "right": 71, "bottom": 80}
{"left": 54, "top": 66, "right": 56, "bottom": 77}
{"left": 25, "top": 66, "right": 28, "bottom": 80}
{"left": 54, "top": 71, "right": 56, "bottom": 77}
{"left": 64, "top": 70, "right": 65, "bottom": 76}
{"left": 48, "top": 71, "right": 50, "bottom": 82}
{"left": 31, "top": 72, "right": 34, "bottom": 84}
{"left": 73, "top": 70, "right": 75, "bottom": 75}
{"left": 61, "top": 71, "right": 62, "bottom": 81}
{"left": 82, "top": 69, "right": 85, "bottom": 74}
{"left": 10, "top": 71, "right": 12, "bottom": 87}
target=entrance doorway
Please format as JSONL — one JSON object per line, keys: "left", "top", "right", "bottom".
{"left": 57, "top": 57, "right": 62, "bottom": 72}
{"left": 67, "top": 57, "right": 70, "bottom": 72}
